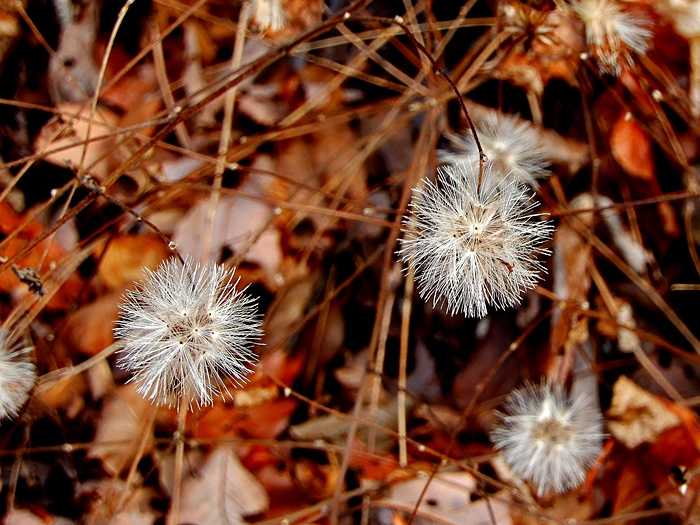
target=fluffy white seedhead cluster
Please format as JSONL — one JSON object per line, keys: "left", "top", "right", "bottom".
{"left": 115, "top": 256, "right": 263, "bottom": 408}
{"left": 491, "top": 382, "right": 603, "bottom": 496}
{"left": 0, "top": 331, "right": 36, "bottom": 420}
{"left": 441, "top": 114, "right": 550, "bottom": 187}
{"left": 571, "top": 0, "right": 651, "bottom": 74}
{"left": 399, "top": 161, "right": 552, "bottom": 318}
{"left": 251, "top": 0, "right": 287, "bottom": 32}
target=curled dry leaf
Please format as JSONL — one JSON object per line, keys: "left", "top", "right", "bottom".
{"left": 607, "top": 376, "right": 681, "bottom": 448}
{"left": 175, "top": 445, "right": 269, "bottom": 525}
{"left": 88, "top": 385, "right": 154, "bottom": 475}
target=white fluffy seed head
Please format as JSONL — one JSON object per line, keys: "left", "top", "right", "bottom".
{"left": 399, "top": 161, "right": 553, "bottom": 318}
{"left": 115, "top": 256, "right": 263, "bottom": 408}
{"left": 491, "top": 382, "right": 603, "bottom": 496}
{"left": 571, "top": 0, "right": 651, "bottom": 74}
{"left": 0, "top": 331, "right": 36, "bottom": 420}
{"left": 441, "top": 114, "right": 551, "bottom": 187}
{"left": 251, "top": 0, "right": 287, "bottom": 32}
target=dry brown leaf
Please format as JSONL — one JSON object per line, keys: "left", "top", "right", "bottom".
{"left": 289, "top": 397, "right": 406, "bottom": 449}
{"left": 173, "top": 178, "right": 282, "bottom": 284}
{"left": 238, "top": 87, "right": 286, "bottom": 125}
{"left": 273, "top": 139, "right": 324, "bottom": 227}
{"left": 58, "top": 293, "right": 120, "bottom": 356}
{"left": 78, "top": 479, "right": 156, "bottom": 525}
{"left": 611, "top": 115, "right": 655, "bottom": 181}
{"left": 86, "top": 359, "right": 115, "bottom": 400}
{"left": 34, "top": 103, "right": 120, "bottom": 180}
{"left": 294, "top": 459, "right": 338, "bottom": 499}
{"left": 174, "top": 445, "right": 269, "bottom": 525}
{"left": 88, "top": 385, "right": 154, "bottom": 475}
{"left": 0, "top": 230, "right": 83, "bottom": 310}
{"left": 35, "top": 373, "right": 87, "bottom": 416}
{"left": 312, "top": 119, "right": 368, "bottom": 206}
{"left": 264, "top": 275, "right": 316, "bottom": 347}
{"left": 611, "top": 457, "right": 651, "bottom": 519}
{"left": 377, "top": 473, "right": 512, "bottom": 525}
{"left": 550, "top": 194, "right": 594, "bottom": 361}
{"left": 194, "top": 398, "right": 297, "bottom": 440}
{"left": 102, "top": 64, "right": 159, "bottom": 116}
{"left": 98, "top": 234, "right": 169, "bottom": 290}
{"left": 607, "top": 376, "right": 681, "bottom": 448}
{"left": 515, "top": 491, "right": 596, "bottom": 524}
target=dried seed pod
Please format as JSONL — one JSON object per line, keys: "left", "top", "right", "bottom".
{"left": 491, "top": 382, "right": 603, "bottom": 496}
{"left": 442, "top": 113, "right": 551, "bottom": 187}
{"left": 399, "top": 161, "right": 552, "bottom": 318}
{"left": 571, "top": 0, "right": 651, "bottom": 74}
{"left": 0, "top": 330, "right": 35, "bottom": 419}
{"left": 115, "top": 256, "right": 263, "bottom": 408}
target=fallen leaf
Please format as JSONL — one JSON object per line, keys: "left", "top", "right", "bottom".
{"left": 34, "top": 103, "right": 120, "bottom": 181}
{"left": 611, "top": 114, "right": 654, "bottom": 181}
{"left": 174, "top": 446, "right": 269, "bottom": 525}
{"left": 0, "top": 235, "right": 84, "bottom": 311}
{"left": 98, "top": 234, "right": 169, "bottom": 290}
{"left": 88, "top": 385, "right": 154, "bottom": 475}
{"left": 294, "top": 459, "right": 338, "bottom": 499}
{"left": 58, "top": 293, "right": 120, "bottom": 356}
{"left": 376, "top": 473, "right": 512, "bottom": 525}
{"left": 549, "top": 193, "right": 595, "bottom": 369}
{"left": 612, "top": 457, "right": 651, "bottom": 519}
{"left": 607, "top": 376, "right": 681, "bottom": 448}
{"left": 78, "top": 479, "right": 156, "bottom": 525}
{"left": 194, "top": 398, "right": 297, "bottom": 440}
{"left": 264, "top": 275, "right": 317, "bottom": 347}
{"left": 173, "top": 180, "right": 282, "bottom": 283}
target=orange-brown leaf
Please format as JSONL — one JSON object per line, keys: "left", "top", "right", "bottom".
{"left": 611, "top": 115, "right": 654, "bottom": 180}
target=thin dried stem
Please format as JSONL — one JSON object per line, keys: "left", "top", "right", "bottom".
{"left": 169, "top": 398, "right": 187, "bottom": 525}
{"left": 202, "top": 1, "right": 251, "bottom": 261}
{"left": 398, "top": 265, "right": 414, "bottom": 467}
